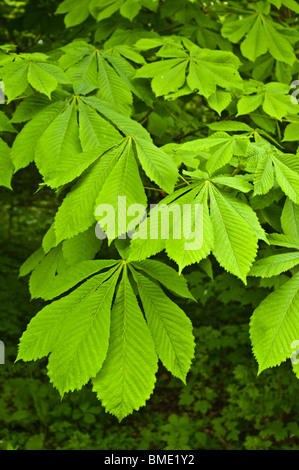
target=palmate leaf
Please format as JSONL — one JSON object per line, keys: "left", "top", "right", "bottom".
{"left": 250, "top": 271, "right": 299, "bottom": 374}
{"left": 52, "top": 129, "right": 178, "bottom": 244}
{"left": 17, "top": 256, "right": 194, "bottom": 419}
{"left": 129, "top": 178, "right": 265, "bottom": 281}
{"left": 92, "top": 267, "right": 158, "bottom": 421}
{"left": 222, "top": 11, "right": 295, "bottom": 65}
{"left": 246, "top": 144, "right": 299, "bottom": 201}
{"left": 237, "top": 82, "right": 298, "bottom": 120}
{"left": 0, "top": 57, "right": 69, "bottom": 102}
{"left": 135, "top": 41, "right": 242, "bottom": 99}
{"left": 177, "top": 132, "right": 250, "bottom": 175}
{"left": 59, "top": 43, "right": 134, "bottom": 114}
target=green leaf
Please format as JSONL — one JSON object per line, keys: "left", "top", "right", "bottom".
{"left": 1, "top": 61, "right": 29, "bottom": 102}
{"left": 97, "top": 53, "right": 133, "bottom": 115}
{"left": 82, "top": 96, "right": 152, "bottom": 141}
{"left": 133, "top": 136, "right": 178, "bottom": 193}
{"left": 283, "top": 122, "right": 299, "bottom": 142}
{"left": 0, "top": 111, "right": 16, "bottom": 132}
{"left": 151, "top": 60, "right": 187, "bottom": 96}
{"left": 132, "top": 269, "right": 195, "bottom": 383}
{"left": 29, "top": 246, "right": 66, "bottom": 299}
{"left": 56, "top": 0, "right": 90, "bottom": 27}
{"left": 35, "top": 101, "right": 81, "bottom": 179}
{"left": 47, "top": 267, "right": 121, "bottom": 394}
{"left": 272, "top": 155, "right": 299, "bottom": 204}
{"left": 95, "top": 138, "right": 147, "bottom": 240}
{"left": 207, "top": 90, "right": 232, "bottom": 115}
{"left": 132, "top": 259, "right": 195, "bottom": 300}
{"left": 268, "top": 233, "right": 299, "bottom": 249}
{"left": 19, "top": 247, "right": 45, "bottom": 277}
{"left": 92, "top": 268, "right": 158, "bottom": 421}
{"left": 240, "top": 15, "right": 268, "bottom": 62}
{"left": 39, "top": 260, "right": 120, "bottom": 300}
{"left": 261, "top": 16, "right": 295, "bottom": 64}
{"left": 120, "top": 0, "right": 142, "bottom": 21}
{"left": 62, "top": 227, "right": 103, "bottom": 266}
{"left": 27, "top": 62, "right": 59, "bottom": 98}
{"left": 253, "top": 155, "right": 274, "bottom": 195}
{"left": 164, "top": 184, "right": 213, "bottom": 273}
{"left": 187, "top": 50, "right": 242, "bottom": 98}
{"left": 54, "top": 143, "right": 125, "bottom": 244}
{"left": 211, "top": 175, "right": 253, "bottom": 193}
{"left": 250, "top": 272, "right": 299, "bottom": 373}
{"left": 237, "top": 93, "right": 264, "bottom": 115}
{"left": 281, "top": 198, "right": 299, "bottom": 239}
{"left": 45, "top": 146, "right": 112, "bottom": 189}
{"left": 208, "top": 185, "right": 259, "bottom": 283}
{"left": 221, "top": 15, "right": 256, "bottom": 43}
{"left": 18, "top": 266, "right": 122, "bottom": 395}
{"left": 10, "top": 101, "right": 66, "bottom": 171}
{"left": 78, "top": 100, "right": 121, "bottom": 151}
{"left": 0, "top": 138, "right": 13, "bottom": 189}
{"left": 249, "top": 252, "right": 299, "bottom": 277}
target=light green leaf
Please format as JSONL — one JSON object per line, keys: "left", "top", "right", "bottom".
{"left": 250, "top": 271, "right": 299, "bottom": 373}
{"left": 249, "top": 252, "right": 299, "bottom": 277}
{"left": 0, "top": 138, "right": 13, "bottom": 189}
{"left": 54, "top": 143, "right": 125, "bottom": 243}
{"left": 253, "top": 155, "right": 274, "bottom": 195}
{"left": 95, "top": 138, "right": 147, "bottom": 240}
{"left": 281, "top": 198, "right": 299, "bottom": 239}
{"left": 132, "top": 259, "right": 195, "bottom": 300}
{"left": 207, "top": 90, "right": 232, "bottom": 115}
{"left": 209, "top": 185, "right": 259, "bottom": 283}
{"left": 10, "top": 101, "right": 66, "bottom": 172}
{"left": 132, "top": 269, "right": 195, "bottom": 383}
{"left": 40, "top": 260, "right": 120, "bottom": 300}
{"left": 272, "top": 155, "right": 299, "bottom": 204}
{"left": 92, "top": 268, "right": 158, "bottom": 421}
{"left": 133, "top": 136, "right": 178, "bottom": 193}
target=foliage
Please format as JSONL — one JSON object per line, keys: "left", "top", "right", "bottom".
{"left": 1, "top": 0, "right": 299, "bottom": 424}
